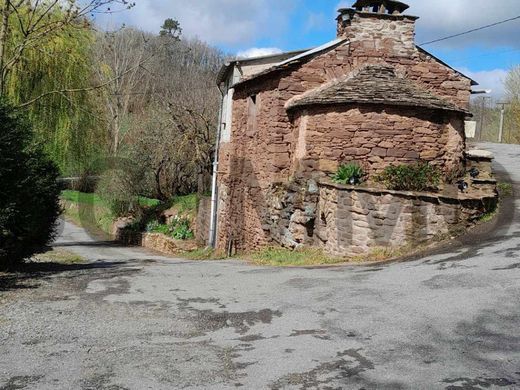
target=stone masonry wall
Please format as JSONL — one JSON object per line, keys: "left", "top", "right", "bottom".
{"left": 294, "top": 105, "right": 465, "bottom": 178}
{"left": 264, "top": 179, "right": 497, "bottom": 257}
{"left": 315, "top": 181, "right": 497, "bottom": 256}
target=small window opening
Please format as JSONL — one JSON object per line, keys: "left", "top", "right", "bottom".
{"left": 247, "top": 94, "right": 258, "bottom": 134}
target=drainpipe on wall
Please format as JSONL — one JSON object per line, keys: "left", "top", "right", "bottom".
{"left": 208, "top": 85, "right": 225, "bottom": 248}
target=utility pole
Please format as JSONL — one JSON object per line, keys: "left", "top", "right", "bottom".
{"left": 478, "top": 96, "right": 491, "bottom": 141}
{"left": 497, "top": 102, "right": 511, "bottom": 143}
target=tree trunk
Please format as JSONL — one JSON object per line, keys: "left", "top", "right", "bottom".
{"left": 0, "top": 0, "right": 11, "bottom": 95}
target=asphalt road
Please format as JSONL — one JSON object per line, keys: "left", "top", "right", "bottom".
{"left": 0, "top": 142, "right": 519, "bottom": 390}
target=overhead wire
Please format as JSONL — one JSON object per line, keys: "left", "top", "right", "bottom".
{"left": 419, "top": 15, "right": 520, "bottom": 46}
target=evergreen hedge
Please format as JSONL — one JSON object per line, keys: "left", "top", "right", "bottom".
{"left": 0, "top": 99, "right": 61, "bottom": 270}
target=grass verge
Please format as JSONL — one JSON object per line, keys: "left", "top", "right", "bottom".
{"left": 182, "top": 247, "right": 228, "bottom": 260}
{"left": 498, "top": 182, "right": 513, "bottom": 197}
{"left": 249, "top": 247, "right": 346, "bottom": 266}
{"left": 33, "top": 248, "right": 86, "bottom": 264}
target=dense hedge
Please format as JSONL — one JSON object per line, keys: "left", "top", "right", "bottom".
{"left": 0, "top": 99, "right": 61, "bottom": 270}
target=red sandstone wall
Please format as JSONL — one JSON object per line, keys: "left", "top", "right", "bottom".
{"left": 295, "top": 105, "right": 465, "bottom": 177}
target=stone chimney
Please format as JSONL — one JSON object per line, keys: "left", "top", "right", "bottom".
{"left": 337, "top": 0, "right": 418, "bottom": 55}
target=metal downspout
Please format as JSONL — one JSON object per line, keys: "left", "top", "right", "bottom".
{"left": 208, "top": 85, "right": 225, "bottom": 248}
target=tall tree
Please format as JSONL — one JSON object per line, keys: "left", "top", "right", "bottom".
{"left": 160, "top": 18, "right": 181, "bottom": 40}
{"left": 93, "top": 28, "right": 153, "bottom": 156}
{"left": 0, "top": 0, "right": 134, "bottom": 98}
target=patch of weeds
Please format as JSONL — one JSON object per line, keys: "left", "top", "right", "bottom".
{"left": 145, "top": 216, "right": 194, "bottom": 240}
{"left": 498, "top": 182, "right": 513, "bottom": 197}
{"left": 249, "top": 247, "right": 345, "bottom": 266}
{"left": 33, "top": 249, "right": 86, "bottom": 264}
{"left": 479, "top": 211, "right": 497, "bottom": 223}
{"left": 376, "top": 161, "right": 441, "bottom": 191}
{"left": 183, "top": 247, "right": 228, "bottom": 260}
{"left": 170, "top": 194, "right": 199, "bottom": 213}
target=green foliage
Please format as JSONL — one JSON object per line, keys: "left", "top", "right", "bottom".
{"left": 145, "top": 216, "right": 194, "bottom": 240}
{"left": 332, "top": 163, "right": 364, "bottom": 185}
{"left": 160, "top": 18, "right": 182, "bottom": 39}
{"left": 170, "top": 194, "right": 199, "bottom": 213}
{"left": 377, "top": 162, "right": 441, "bottom": 191}
{"left": 4, "top": 6, "right": 104, "bottom": 175}
{"left": 0, "top": 99, "right": 61, "bottom": 270}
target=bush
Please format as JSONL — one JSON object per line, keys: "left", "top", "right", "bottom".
{"left": 332, "top": 163, "right": 364, "bottom": 185}
{"left": 96, "top": 169, "right": 141, "bottom": 218}
{"left": 0, "top": 99, "right": 61, "bottom": 270}
{"left": 145, "top": 216, "right": 194, "bottom": 240}
{"left": 377, "top": 162, "right": 441, "bottom": 191}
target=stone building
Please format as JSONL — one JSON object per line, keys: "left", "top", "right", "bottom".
{"left": 211, "top": 0, "right": 495, "bottom": 256}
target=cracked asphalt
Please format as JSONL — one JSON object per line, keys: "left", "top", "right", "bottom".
{"left": 1, "top": 142, "right": 519, "bottom": 389}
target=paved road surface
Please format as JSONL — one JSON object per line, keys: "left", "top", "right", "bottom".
{"left": 0, "top": 143, "right": 519, "bottom": 389}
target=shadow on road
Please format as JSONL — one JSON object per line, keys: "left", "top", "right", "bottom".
{"left": 0, "top": 260, "right": 126, "bottom": 292}
{"left": 53, "top": 240, "right": 122, "bottom": 248}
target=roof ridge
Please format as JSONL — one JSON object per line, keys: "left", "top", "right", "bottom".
{"left": 286, "top": 64, "right": 469, "bottom": 114}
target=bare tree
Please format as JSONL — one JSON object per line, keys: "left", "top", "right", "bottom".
{"left": 125, "top": 36, "right": 224, "bottom": 197}
{"left": 505, "top": 66, "right": 520, "bottom": 143}
{"left": 93, "top": 28, "right": 153, "bottom": 155}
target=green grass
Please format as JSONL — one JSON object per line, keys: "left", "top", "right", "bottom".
{"left": 61, "top": 190, "right": 160, "bottom": 208}
{"left": 60, "top": 190, "right": 161, "bottom": 236}
{"left": 61, "top": 200, "right": 114, "bottom": 236}
{"left": 498, "top": 182, "right": 513, "bottom": 197}
{"left": 250, "top": 247, "right": 346, "bottom": 266}
{"left": 182, "top": 247, "right": 228, "bottom": 260}
{"left": 170, "top": 194, "right": 199, "bottom": 213}
{"left": 479, "top": 211, "right": 497, "bottom": 223}
{"left": 33, "top": 248, "right": 86, "bottom": 264}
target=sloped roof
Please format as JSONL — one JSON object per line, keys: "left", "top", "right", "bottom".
{"left": 232, "top": 38, "right": 349, "bottom": 87}
{"left": 285, "top": 65, "right": 469, "bottom": 114}
{"left": 216, "top": 49, "right": 309, "bottom": 85}
{"left": 227, "top": 43, "right": 477, "bottom": 89}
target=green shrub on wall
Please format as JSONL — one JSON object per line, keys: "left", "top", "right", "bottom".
{"left": 0, "top": 99, "right": 61, "bottom": 270}
{"left": 332, "top": 163, "right": 365, "bottom": 185}
{"left": 377, "top": 162, "right": 441, "bottom": 192}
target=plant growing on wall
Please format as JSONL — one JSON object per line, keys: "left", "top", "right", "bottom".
{"left": 145, "top": 216, "right": 194, "bottom": 240}
{"left": 332, "top": 163, "right": 364, "bottom": 185}
{"left": 377, "top": 162, "right": 441, "bottom": 192}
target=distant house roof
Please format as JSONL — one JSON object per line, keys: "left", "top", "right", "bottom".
{"left": 216, "top": 49, "right": 309, "bottom": 85}
{"left": 286, "top": 65, "right": 469, "bottom": 114}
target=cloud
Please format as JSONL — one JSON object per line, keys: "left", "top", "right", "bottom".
{"left": 459, "top": 67, "right": 509, "bottom": 97}
{"left": 98, "top": 0, "right": 298, "bottom": 48}
{"left": 305, "top": 12, "right": 328, "bottom": 32}
{"left": 333, "top": 0, "right": 520, "bottom": 49}
{"left": 236, "top": 47, "right": 283, "bottom": 59}
{"left": 407, "top": 0, "right": 520, "bottom": 49}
